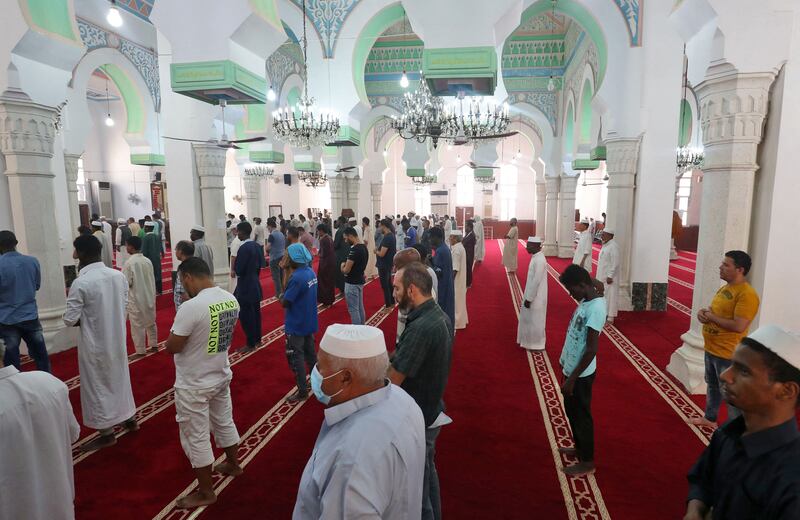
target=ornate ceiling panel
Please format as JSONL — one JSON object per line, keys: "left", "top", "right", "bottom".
{"left": 266, "top": 40, "right": 306, "bottom": 99}
{"left": 289, "top": 0, "right": 360, "bottom": 58}
{"left": 116, "top": 0, "right": 156, "bottom": 22}
{"left": 613, "top": 0, "right": 642, "bottom": 46}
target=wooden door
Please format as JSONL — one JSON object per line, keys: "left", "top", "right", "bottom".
{"left": 455, "top": 206, "right": 474, "bottom": 228}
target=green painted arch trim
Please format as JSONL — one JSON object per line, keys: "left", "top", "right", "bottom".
{"left": 24, "top": 0, "right": 80, "bottom": 43}
{"left": 564, "top": 102, "right": 575, "bottom": 155}
{"left": 250, "top": 150, "right": 285, "bottom": 164}
{"left": 579, "top": 79, "right": 593, "bottom": 144}
{"left": 101, "top": 64, "right": 146, "bottom": 135}
{"left": 249, "top": 0, "right": 283, "bottom": 31}
{"left": 353, "top": 2, "right": 410, "bottom": 105}
{"left": 518, "top": 0, "right": 608, "bottom": 90}
{"left": 678, "top": 99, "right": 692, "bottom": 147}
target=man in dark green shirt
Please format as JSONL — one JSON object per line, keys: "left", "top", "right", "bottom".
{"left": 141, "top": 221, "right": 162, "bottom": 294}
{"left": 389, "top": 261, "right": 452, "bottom": 520}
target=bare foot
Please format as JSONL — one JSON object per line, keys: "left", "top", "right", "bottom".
{"left": 79, "top": 434, "right": 117, "bottom": 452}
{"left": 689, "top": 416, "right": 717, "bottom": 429}
{"left": 176, "top": 491, "right": 217, "bottom": 509}
{"left": 214, "top": 460, "right": 244, "bottom": 476}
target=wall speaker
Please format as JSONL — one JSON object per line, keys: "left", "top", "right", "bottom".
{"left": 284, "top": 174, "right": 292, "bottom": 186}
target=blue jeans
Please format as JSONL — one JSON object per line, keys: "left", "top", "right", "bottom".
{"left": 344, "top": 283, "right": 366, "bottom": 325}
{"left": 423, "top": 426, "right": 442, "bottom": 520}
{"left": 0, "top": 319, "right": 50, "bottom": 372}
{"left": 704, "top": 352, "right": 741, "bottom": 423}
{"left": 270, "top": 257, "right": 283, "bottom": 297}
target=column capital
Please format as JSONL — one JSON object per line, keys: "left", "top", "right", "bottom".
{"left": 0, "top": 93, "right": 57, "bottom": 165}
{"left": 544, "top": 175, "right": 560, "bottom": 193}
{"left": 328, "top": 175, "right": 345, "bottom": 195}
{"left": 558, "top": 173, "right": 579, "bottom": 193}
{"left": 370, "top": 182, "right": 383, "bottom": 198}
{"left": 605, "top": 136, "right": 641, "bottom": 175}
{"left": 192, "top": 143, "right": 227, "bottom": 178}
{"left": 242, "top": 175, "right": 261, "bottom": 197}
{"left": 63, "top": 152, "right": 81, "bottom": 185}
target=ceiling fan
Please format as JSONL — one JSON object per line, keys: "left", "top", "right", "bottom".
{"left": 163, "top": 100, "right": 266, "bottom": 150}
{"left": 467, "top": 161, "right": 500, "bottom": 170}
{"left": 334, "top": 166, "right": 357, "bottom": 173}
{"left": 451, "top": 130, "right": 519, "bottom": 146}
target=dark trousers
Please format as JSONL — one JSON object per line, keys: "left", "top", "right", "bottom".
{"left": 378, "top": 265, "right": 394, "bottom": 306}
{"left": 0, "top": 319, "right": 50, "bottom": 372}
{"left": 423, "top": 426, "right": 442, "bottom": 520}
{"left": 286, "top": 334, "right": 317, "bottom": 396}
{"left": 238, "top": 300, "right": 262, "bottom": 348}
{"left": 269, "top": 257, "right": 284, "bottom": 297}
{"left": 563, "top": 373, "right": 595, "bottom": 462}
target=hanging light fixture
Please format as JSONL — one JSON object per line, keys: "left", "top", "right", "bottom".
{"left": 547, "top": 0, "right": 557, "bottom": 92}
{"left": 104, "top": 75, "right": 114, "bottom": 127}
{"left": 267, "top": 85, "right": 276, "bottom": 102}
{"left": 297, "top": 170, "right": 328, "bottom": 188}
{"left": 107, "top": 0, "right": 123, "bottom": 28}
{"left": 441, "top": 94, "right": 510, "bottom": 144}
{"left": 391, "top": 72, "right": 455, "bottom": 148}
{"left": 272, "top": 0, "right": 340, "bottom": 148}
{"left": 399, "top": 8, "right": 410, "bottom": 89}
{"left": 244, "top": 164, "right": 275, "bottom": 178}
{"left": 676, "top": 44, "right": 704, "bottom": 174}
{"left": 411, "top": 175, "right": 437, "bottom": 188}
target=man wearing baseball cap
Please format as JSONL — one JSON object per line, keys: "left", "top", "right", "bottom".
{"left": 685, "top": 325, "right": 800, "bottom": 519}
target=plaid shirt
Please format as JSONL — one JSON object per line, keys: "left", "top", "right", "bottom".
{"left": 173, "top": 274, "right": 185, "bottom": 311}
{"left": 392, "top": 298, "right": 453, "bottom": 427}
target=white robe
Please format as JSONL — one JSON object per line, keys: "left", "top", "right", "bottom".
{"left": 94, "top": 230, "right": 114, "bottom": 268}
{"left": 451, "top": 241, "right": 468, "bottom": 329}
{"left": 123, "top": 253, "right": 156, "bottom": 324}
{"left": 115, "top": 227, "right": 129, "bottom": 267}
{"left": 572, "top": 229, "right": 593, "bottom": 273}
{"left": 63, "top": 262, "right": 136, "bottom": 430}
{"left": 474, "top": 218, "right": 485, "bottom": 262}
{"left": 362, "top": 225, "right": 377, "bottom": 279}
{"left": 597, "top": 239, "right": 620, "bottom": 319}
{"left": 503, "top": 226, "right": 519, "bottom": 271}
{"left": 517, "top": 251, "right": 547, "bottom": 350}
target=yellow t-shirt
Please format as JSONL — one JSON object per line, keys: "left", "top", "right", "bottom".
{"left": 702, "top": 282, "right": 760, "bottom": 359}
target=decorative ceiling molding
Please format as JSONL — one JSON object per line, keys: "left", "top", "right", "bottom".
{"left": 266, "top": 40, "right": 306, "bottom": 99}
{"left": 613, "top": 0, "right": 642, "bottom": 46}
{"left": 76, "top": 17, "right": 161, "bottom": 111}
{"left": 116, "top": 0, "right": 156, "bottom": 22}
{"left": 367, "top": 95, "right": 404, "bottom": 113}
{"left": 289, "top": 0, "right": 361, "bottom": 58}
{"left": 372, "top": 116, "right": 393, "bottom": 152}
{"left": 508, "top": 91, "right": 558, "bottom": 134}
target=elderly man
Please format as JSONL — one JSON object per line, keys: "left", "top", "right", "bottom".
{"left": 123, "top": 236, "right": 157, "bottom": 358}
{"left": 473, "top": 215, "right": 485, "bottom": 263}
{"left": 572, "top": 218, "right": 593, "bottom": 272}
{"left": 430, "top": 227, "right": 455, "bottom": 329}
{"left": 691, "top": 251, "right": 761, "bottom": 429}
{"left": 389, "top": 262, "right": 453, "bottom": 520}
{"left": 92, "top": 220, "right": 114, "bottom": 268}
{"left": 293, "top": 324, "right": 425, "bottom": 519}
{"left": 282, "top": 243, "right": 319, "bottom": 404}
{"left": 115, "top": 217, "right": 132, "bottom": 267}
{"left": 450, "top": 230, "right": 468, "bottom": 330}
{"left": 64, "top": 235, "right": 137, "bottom": 452}
{"left": 142, "top": 221, "right": 163, "bottom": 294}
{"left": 596, "top": 228, "right": 620, "bottom": 323}
{"left": 0, "top": 340, "right": 80, "bottom": 520}
{"left": 0, "top": 231, "right": 50, "bottom": 371}
{"left": 127, "top": 217, "right": 141, "bottom": 238}
{"left": 233, "top": 222, "right": 265, "bottom": 353}
{"left": 685, "top": 325, "right": 800, "bottom": 520}
{"left": 393, "top": 248, "right": 438, "bottom": 344}
{"left": 502, "top": 218, "right": 519, "bottom": 273}
{"left": 166, "top": 257, "right": 242, "bottom": 509}
{"left": 190, "top": 226, "right": 214, "bottom": 275}
{"left": 517, "top": 237, "right": 547, "bottom": 351}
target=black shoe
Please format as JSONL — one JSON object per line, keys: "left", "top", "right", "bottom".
{"left": 286, "top": 392, "right": 309, "bottom": 404}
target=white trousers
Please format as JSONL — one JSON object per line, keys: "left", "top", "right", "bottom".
{"left": 604, "top": 280, "right": 618, "bottom": 318}
{"left": 128, "top": 305, "right": 157, "bottom": 354}
{"left": 174, "top": 379, "right": 240, "bottom": 468}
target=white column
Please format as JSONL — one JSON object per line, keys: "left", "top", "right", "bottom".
{"left": 242, "top": 175, "right": 263, "bottom": 220}
{"left": 535, "top": 179, "right": 546, "bottom": 239}
{"left": 557, "top": 173, "right": 578, "bottom": 258}
{"left": 371, "top": 182, "right": 382, "bottom": 217}
{"left": 669, "top": 61, "right": 776, "bottom": 393}
{"left": 605, "top": 137, "right": 641, "bottom": 312}
{"left": 328, "top": 175, "right": 345, "bottom": 217}
{"left": 192, "top": 143, "right": 230, "bottom": 287}
{"left": 542, "top": 176, "right": 559, "bottom": 256}
{"left": 0, "top": 86, "right": 70, "bottom": 350}
{"left": 345, "top": 176, "right": 360, "bottom": 213}
{"left": 63, "top": 152, "right": 82, "bottom": 237}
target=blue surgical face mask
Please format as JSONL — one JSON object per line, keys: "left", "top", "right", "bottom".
{"left": 310, "top": 365, "right": 344, "bottom": 405}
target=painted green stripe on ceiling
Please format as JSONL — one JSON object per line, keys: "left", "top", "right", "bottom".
{"left": 249, "top": 0, "right": 282, "bottom": 31}
{"left": 130, "top": 153, "right": 165, "bottom": 166}
{"left": 101, "top": 64, "right": 145, "bottom": 135}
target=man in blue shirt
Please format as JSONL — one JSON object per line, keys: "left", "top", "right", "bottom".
{"left": 558, "top": 264, "right": 606, "bottom": 477}
{"left": 0, "top": 231, "right": 50, "bottom": 371}
{"left": 281, "top": 243, "right": 318, "bottom": 404}
{"left": 234, "top": 222, "right": 266, "bottom": 353}
{"left": 266, "top": 217, "right": 286, "bottom": 297}
{"left": 429, "top": 227, "right": 455, "bottom": 330}
{"left": 403, "top": 219, "right": 418, "bottom": 247}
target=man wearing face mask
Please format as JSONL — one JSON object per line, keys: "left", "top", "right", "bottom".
{"left": 389, "top": 262, "right": 453, "bottom": 520}
{"left": 293, "top": 324, "right": 425, "bottom": 520}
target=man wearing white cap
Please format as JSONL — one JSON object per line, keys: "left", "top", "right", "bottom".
{"left": 596, "top": 228, "right": 619, "bottom": 323}
{"left": 473, "top": 215, "right": 485, "bottom": 263}
{"left": 115, "top": 217, "right": 132, "bottom": 267}
{"left": 190, "top": 226, "right": 214, "bottom": 275}
{"left": 572, "top": 218, "right": 593, "bottom": 272}
{"left": 92, "top": 220, "right": 114, "bottom": 268}
{"left": 685, "top": 325, "right": 800, "bottom": 520}
{"left": 502, "top": 218, "right": 519, "bottom": 272}
{"left": 122, "top": 236, "right": 157, "bottom": 358}
{"left": 293, "top": 324, "right": 425, "bottom": 520}
{"left": 449, "top": 230, "right": 468, "bottom": 330}
{"left": 517, "top": 237, "right": 547, "bottom": 350}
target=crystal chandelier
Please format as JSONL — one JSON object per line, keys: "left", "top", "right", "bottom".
{"left": 298, "top": 170, "right": 328, "bottom": 188}
{"left": 442, "top": 95, "right": 510, "bottom": 143}
{"left": 474, "top": 174, "right": 496, "bottom": 186}
{"left": 272, "top": 0, "right": 339, "bottom": 148}
{"left": 244, "top": 164, "right": 274, "bottom": 178}
{"left": 391, "top": 73, "right": 455, "bottom": 148}
{"left": 411, "top": 175, "right": 437, "bottom": 188}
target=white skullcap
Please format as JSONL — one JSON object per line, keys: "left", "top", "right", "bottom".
{"left": 450, "top": 230, "right": 463, "bottom": 237}
{"left": 580, "top": 218, "right": 590, "bottom": 224}
{"left": 91, "top": 220, "right": 102, "bottom": 226}
{"left": 747, "top": 325, "right": 800, "bottom": 370}
{"left": 320, "top": 324, "right": 386, "bottom": 359}
{"left": 191, "top": 225, "right": 205, "bottom": 233}
{"left": 100, "top": 216, "right": 107, "bottom": 220}
{"left": 603, "top": 228, "right": 615, "bottom": 235}
{"left": 144, "top": 221, "right": 155, "bottom": 227}
{"left": 527, "top": 236, "right": 542, "bottom": 243}
{"left": 117, "top": 218, "right": 125, "bottom": 224}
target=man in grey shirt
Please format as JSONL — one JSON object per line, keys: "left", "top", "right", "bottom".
{"left": 293, "top": 324, "right": 425, "bottom": 519}
{"left": 190, "top": 226, "right": 214, "bottom": 274}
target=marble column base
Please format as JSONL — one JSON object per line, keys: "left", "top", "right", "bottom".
{"left": 542, "top": 243, "right": 558, "bottom": 257}
{"left": 38, "top": 306, "right": 77, "bottom": 354}
{"left": 670, "top": 238, "right": 678, "bottom": 260}
{"left": 557, "top": 244, "right": 573, "bottom": 258}
{"left": 668, "top": 329, "right": 707, "bottom": 394}
{"left": 631, "top": 282, "right": 667, "bottom": 311}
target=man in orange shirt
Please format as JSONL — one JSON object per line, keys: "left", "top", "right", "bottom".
{"left": 691, "top": 250, "right": 760, "bottom": 428}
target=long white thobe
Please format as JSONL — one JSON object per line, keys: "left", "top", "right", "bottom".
{"left": 115, "top": 227, "right": 129, "bottom": 267}
{"left": 123, "top": 253, "right": 156, "bottom": 324}
{"left": 444, "top": 219, "right": 453, "bottom": 240}
{"left": 474, "top": 219, "right": 485, "bottom": 262}
{"left": 572, "top": 229, "right": 593, "bottom": 273}
{"left": 517, "top": 251, "right": 547, "bottom": 350}
{"left": 503, "top": 226, "right": 519, "bottom": 271}
{"left": 597, "top": 239, "right": 620, "bottom": 319}
{"left": 0, "top": 367, "right": 80, "bottom": 520}
{"left": 452, "top": 241, "right": 468, "bottom": 329}
{"left": 63, "top": 262, "right": 136, "bottom": 430}
{"left": 362, "top": 225, "right": 377, "bottom": 279}
{"left": 94, "top": 230, "right": 114, "bottom": 268}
